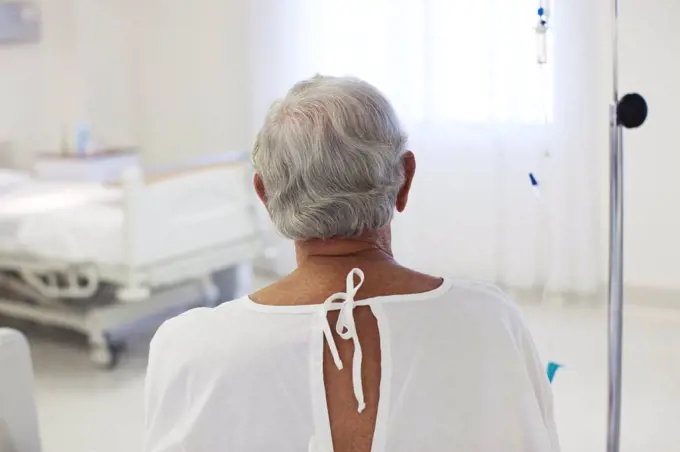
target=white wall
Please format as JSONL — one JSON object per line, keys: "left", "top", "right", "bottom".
{"left": 133, "top": 0, "right": 251, "bottom": 166}
{"left": 618, "top": 0, "right": 680, "bottom": 291}
{"left": 0, "top": 0, "right": 251, "bottom": 166}
{"left": 72, "top": 0, "right": 138, "bottom": 150}
{"left": 0, "top": 0, "right": 138, "bottom": 160}
{"left": 0, "top": 0, "right": 75, "bottom": 157}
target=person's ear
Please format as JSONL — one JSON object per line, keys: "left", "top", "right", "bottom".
{"left": 396, "top": 151, "right": 416, "bottom": 213}
{"left": 253, "top": 173, "right": 268, "bottom": 205}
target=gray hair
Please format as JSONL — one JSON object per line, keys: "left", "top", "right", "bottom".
{"left": 252, "top": 75, "right": 408, "bottom": 241}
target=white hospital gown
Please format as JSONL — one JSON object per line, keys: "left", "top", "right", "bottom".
{"left": 144, "top": 271, "right": 560, "bottom": 452}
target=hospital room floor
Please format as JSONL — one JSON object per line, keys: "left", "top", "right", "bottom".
{"left": 28, "top": 297, "right": 680, "bottom": 452}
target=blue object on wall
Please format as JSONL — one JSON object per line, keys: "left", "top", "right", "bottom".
{"left": 547, "top": 362, "right": 563, "bottom": 383}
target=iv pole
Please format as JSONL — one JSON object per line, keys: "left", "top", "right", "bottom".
{"left": 607, "top": 0, "right": 647, "bottom": 449}
{"left": 537, "top": 1, "right": 647, "bottom": 449}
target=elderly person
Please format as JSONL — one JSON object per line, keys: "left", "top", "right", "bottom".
{"left": 144, "top": 76, "right": 559, "bottom": 452}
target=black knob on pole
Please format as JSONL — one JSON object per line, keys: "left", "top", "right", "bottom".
{"left": 617, "top": 93, "right": 648, "bottom": 128}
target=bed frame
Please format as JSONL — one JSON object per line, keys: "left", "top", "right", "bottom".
{"left": 0, "top": 158, "right": 261, "bottom": 367}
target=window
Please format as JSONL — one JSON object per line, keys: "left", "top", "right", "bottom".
{"left": 289, "top": 0, "right": 553, "bottom": 125}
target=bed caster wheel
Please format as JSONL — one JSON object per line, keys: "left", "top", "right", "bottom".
{"left": 90, "top": 342, "right": 124, "bottom": 369}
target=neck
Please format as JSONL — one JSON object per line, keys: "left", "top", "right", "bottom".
{"left": 295, "top": 227, "right": 395, "bottom": 269}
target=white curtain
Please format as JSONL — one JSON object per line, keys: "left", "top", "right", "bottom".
{"left": 249, "top": 0, "right": 609, "bottom": 296}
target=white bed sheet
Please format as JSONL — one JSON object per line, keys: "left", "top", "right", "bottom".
{"left": 17, "top": 203, "right": 125, "bottom": 264}
{"left": 0, "top": 169, "right": 29, "bottom": 193}
{"left": 0, "top": 180, "right": 121, "bottom": 217}
{"left": 0, "top": 181, "right": 125, "bottom": 263}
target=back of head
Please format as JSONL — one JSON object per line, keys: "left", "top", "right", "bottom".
{"left": 252, "top": 75, "right": 408, "bottom": 241}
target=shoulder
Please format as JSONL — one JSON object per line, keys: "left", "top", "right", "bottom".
{"left": 148, "top": 299, "right": 252, "bottom": 368}
{"left": 436, "top": 278, "right": 527, "bottom": 331}
{"left": 445, "top": 279, "right": 520, "bottom": 311}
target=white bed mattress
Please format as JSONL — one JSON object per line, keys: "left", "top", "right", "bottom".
{"left": 0, "top": 169, "right": 29, "bottom": 193}
{"left": 17, "top": 203, "right": 125, "bottom": 263}
{"left": 0, "top": 181, "right": 125, "bottom": 263}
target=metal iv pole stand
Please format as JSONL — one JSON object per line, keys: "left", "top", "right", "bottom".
{"left": 607, "top": 0, "right": 648, "bottom": 450}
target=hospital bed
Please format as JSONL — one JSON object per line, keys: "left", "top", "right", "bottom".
{"left": 0, "top": 157, "right": 261, "bottom": 367}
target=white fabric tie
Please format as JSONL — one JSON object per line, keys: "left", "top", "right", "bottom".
{"left": 320, "top": 268, "right": 366, "bottom": 413}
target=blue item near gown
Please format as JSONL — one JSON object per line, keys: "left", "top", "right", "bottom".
{"left": 547, "top": 362, "right": 563, "bottom": 383}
